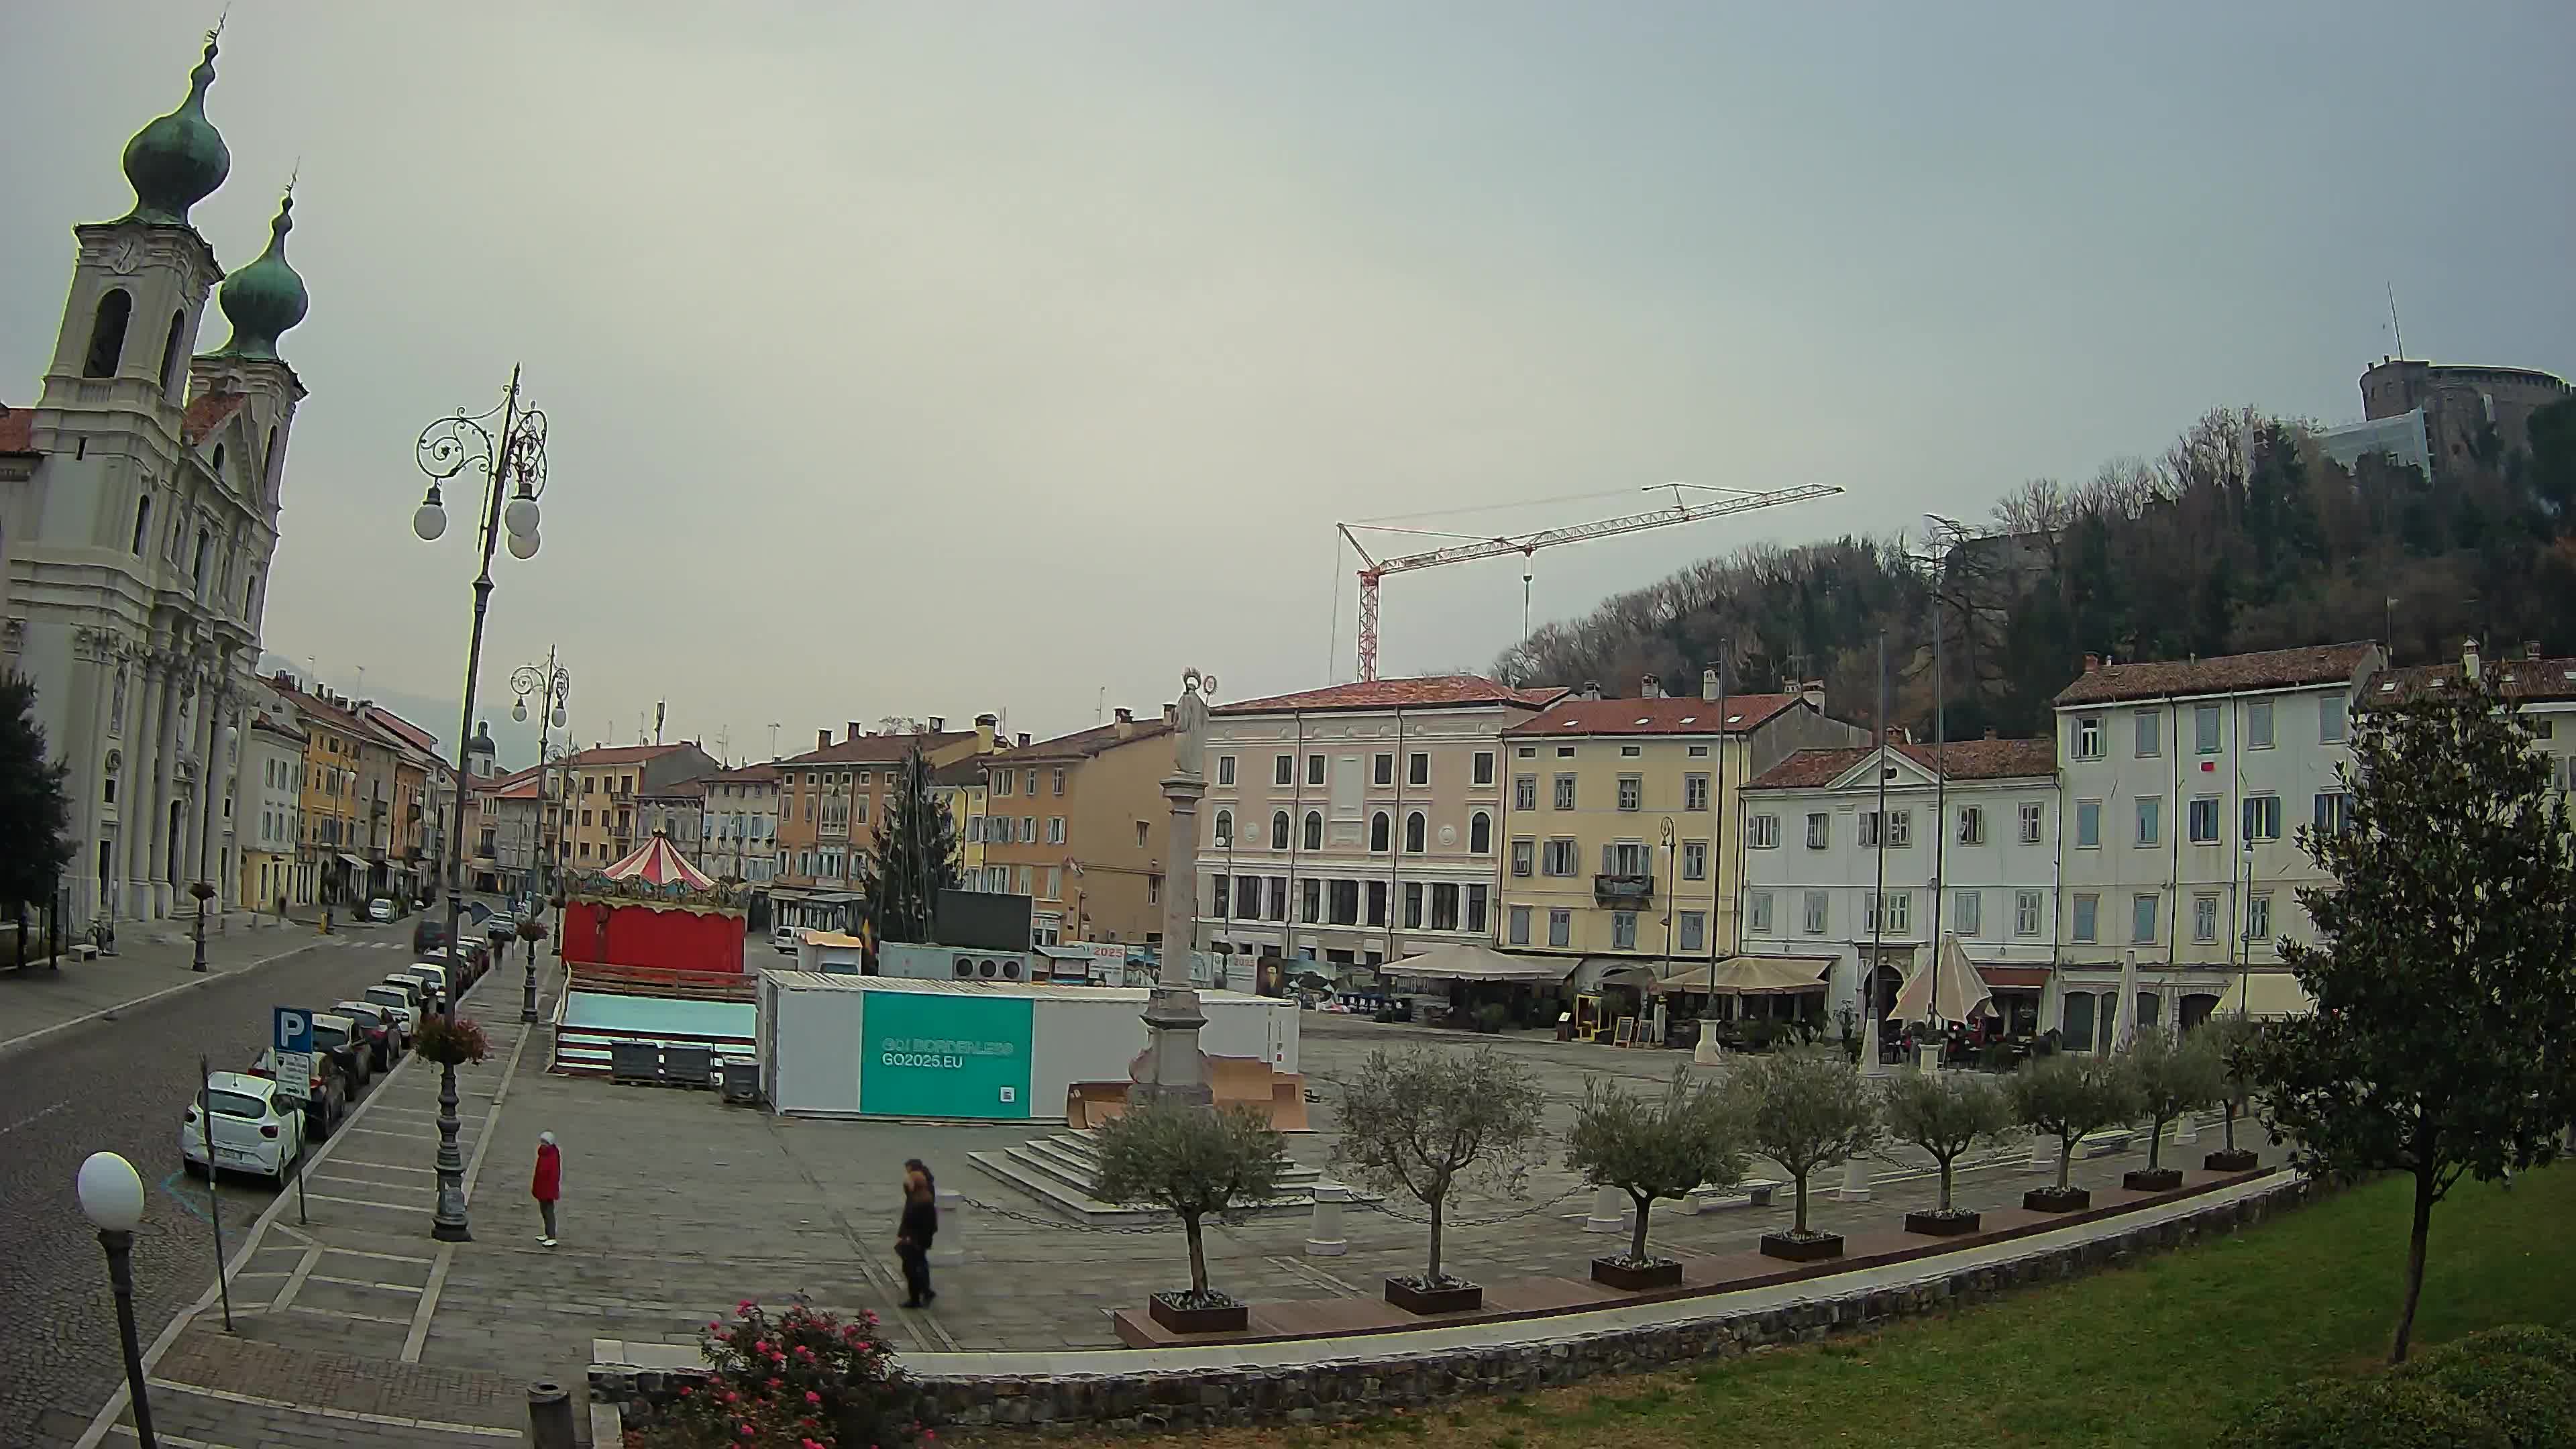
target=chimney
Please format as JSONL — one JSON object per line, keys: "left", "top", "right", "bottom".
{"left": 1016, "top": 732, "right": 1030, "bottom": 747}
{"left": 1640, "top": 674, "right": 1661, "bottom": 699}
{"left": 2528, "top": 640, "right": 2544, "bottom": 661}
{"left": 1114, "top": 707, "right": 1135, "bottom": 738}
{"left": 2083, "top": 653, "right": 2102, "bottom": 674}
{"left": 2463, "top": 638, "right": 2481, "bottom": 682}
{"left": 1580, "top": 680, "right": 1603, "bottom": 701}
{"left": 817, "top": 728, "right": 832, "bottom": 751}
{"left": 975, "top": 713, "right": 998, "bottom": 751}
{"left": 928, "top": 716, "right": 945, "bottom": 733}
{"left": 1701, "top": 667, "right": 1720, "bottom": 702}
{"left": 1800, "top": 679, "right": 1825, "bottom": 712}
{"left": 848, "top": 721, "right": 864, "bottom": 741}
{"left": 1984, "top": 727, "right": 1998, "bottom": 741}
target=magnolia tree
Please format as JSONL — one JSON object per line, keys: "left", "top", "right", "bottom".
{"left": 1880, "top": 1069, "right": 2015, "bottom": 1217}
{"left": 1093, "top": 1100, "right": 1288, "bottom": 1309}
{"left": 2243, "top": 668, "right": 2576, "bottom": 1363}
{"left": 1564, "top": 1065, "right": 1748, "bottom": 1267}
{"left": 2010, "top": 1053, "right": 2141, "bottom": 1196}
{"left": 1727, "top": 1049, "right": 1881, "bottom": 1239}
{"left": 1329, "top": 1047, "right": 1548, "bottom": 1288}
{"left": 2125, "top": 1028, "right": 2224, "bottom": 1176}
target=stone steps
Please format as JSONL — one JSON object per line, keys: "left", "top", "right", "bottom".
{"left": 967, "top": 1128, "right": 1336, "bottom": 1225}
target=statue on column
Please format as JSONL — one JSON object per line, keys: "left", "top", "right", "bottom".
{"left": 1173, "top": 668, "right": 1216, "bottom": 778}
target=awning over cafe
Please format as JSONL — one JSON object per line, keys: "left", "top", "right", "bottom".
{"left": 1387, "top": 943, "right": 1578, "bottom": 984}
{"left": 1649, "top": 955, "right": 1833, "bottom": 996}
{"left": 1978, "top": 965, "right": 2052, "bottom": 989}
{"left": 2218, "top": 969, "right": 2312, "bottom": 1019}
{"left": 336, "top": 853, "right": 368, "bottom": 871}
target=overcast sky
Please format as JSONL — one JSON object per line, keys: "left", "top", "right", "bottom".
{"left": 6, "top": 3, "right": 2570, "bottom": 766}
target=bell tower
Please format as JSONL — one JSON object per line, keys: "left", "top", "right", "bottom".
{"left": 36, "top": 32, "right": 231, "bottom": 448}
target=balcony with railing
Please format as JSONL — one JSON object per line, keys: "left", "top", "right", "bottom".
{"left": 1594, "top": 873, "right": 1654, "bottom": 906}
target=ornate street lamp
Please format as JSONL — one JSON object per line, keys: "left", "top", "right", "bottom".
{"left": 77, "top": 1151, "right": 157, "bottom": 1448}
{"left": 410, "top": 366, "right": 550, "bottom": 1243}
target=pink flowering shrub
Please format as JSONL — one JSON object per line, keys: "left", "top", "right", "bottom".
{"left": 647, "top": 1297, "right": 906, "bottom": 1447}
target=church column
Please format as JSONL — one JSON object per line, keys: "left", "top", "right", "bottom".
{"left": 147, "top": 660, "right": 187, "bottom": 917}
{"left": 74, "top": 639, "right": 115, "bottom": 925}
{"left": 125, "top": 656, "right": 166, "bottom": 916}
{"left": 180, "top": 667, "right": 213, "bottom": 896}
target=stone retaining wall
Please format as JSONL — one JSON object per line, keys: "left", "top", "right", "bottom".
{"left": 596, "top": 1176, "right": 2313, "bottom": 1435}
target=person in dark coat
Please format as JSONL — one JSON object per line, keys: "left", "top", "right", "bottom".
{"left": 532, "top": 1132, "right": 562, "bottom": 1246}
{"left": 896, "top": 1159, "right": 938, "bottom": 1307}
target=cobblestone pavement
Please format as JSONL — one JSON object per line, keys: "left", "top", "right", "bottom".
{"left": 0, "top": 914, "right": 329, "bottom": 1057}
{"left": 0, "top": 925, "right": 466, "bottom": 1448}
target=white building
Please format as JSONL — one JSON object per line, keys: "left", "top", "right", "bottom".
{"left": 237, "top": 685, "right": 304, "bottom": 912}
{"left": 2050, "top": 643, "right": 2382, "bottom": 1042}
{"left": 1738, "top": 736, "right": 2061, "bottom": 1035}
{"left": 1194, "top": 676, "right": 1562, "bottom": 969}
{"left": 700, "top": 763, "right": 780, "bottom": 885}
{"left": 0, "top": 37, "right": 309, "bottom": 927}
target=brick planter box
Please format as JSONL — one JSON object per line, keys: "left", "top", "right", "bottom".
{"left": 1590, "top": 1256, "right": 1684, "bottom": 1291}
{"left": 1384, "top": 1277, "right": 1483, "bottom": 1315}
{"left": 2123, "top": 1168, "right": 2184, "bottom": 1193}
{"left": 1758, "top": 1231, "right": 1845, "bottom": 1263}
{"left": 2023, "top": 1186, "right": 2091, "bottom": 1213}
{"left": 1904, "top": 1210, "right": 1981, "bottom": 1237}
{"left": 1148, "top": 1293, "right": 1250, "bottom": 1336}
{"left": 2204, "top": 1148, "right": 2260, "bottom": 1173}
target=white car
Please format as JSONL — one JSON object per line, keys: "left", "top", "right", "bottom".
{"left": 773, "top": 925, "right": 800, "bottom": 955}
{"left": 401, "top": 965, "right": 451, "bottom": 1004}
{"left": 180, "top": 1071, "right": 305, "bottom": 1183}
{"left": 360, "top": 982, "right": 421, "bottom": 1035}
{"left": 366, "top": 896, "right": 396, "bottom": 924}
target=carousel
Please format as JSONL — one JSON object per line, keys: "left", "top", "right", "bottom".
{"left": 559, "top": 830, "right": 749, "bottom": 975}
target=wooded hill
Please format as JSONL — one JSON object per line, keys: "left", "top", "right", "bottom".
{"left": 1491, "top": 397, "right": 2576, "bottom": 740}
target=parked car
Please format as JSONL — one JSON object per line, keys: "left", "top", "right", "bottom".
{"left": 773, "top": 924, "right": 800, "bottom": 955}
{"left": 334, "top": 1000, "right": 404, "bottom": 1069}
{"left": 182, "top": 1071, "right": 306, "bottom": 1183}
{"left": 366, "top": 896, "right": 396, "bottom": 924}
{"left": 402, "top": 963, "right": 451, "bottom": 1004}
{"left": 247, "top": 1046, "right": 345, "bottom": 1139}
{"left": 307, "top": 1011, "right": 372, "bottom": 1092}
{"left": 360, "top": 982, "right": 422, "bottom": 1036}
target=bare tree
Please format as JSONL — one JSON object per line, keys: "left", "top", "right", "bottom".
{"left": 1328, "top": 1048, "right": 1548, "bottom": 1287}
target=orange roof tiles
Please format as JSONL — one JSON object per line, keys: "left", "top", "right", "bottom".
{"left": 1505, "top": 694, "right": 1803, "bottom": 737}
{"left": 774, "top": 731, "right": 975, "bottom": 767}
{"left": 1748, "top": 737, "right": 2057, "bottom": 790}
{"left": 181, "top": 391, "right": 248, "bottom": 446}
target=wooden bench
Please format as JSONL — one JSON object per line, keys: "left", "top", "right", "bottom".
{"left": 1692, "top": 1177, "right": 1786, "bottom": 1213}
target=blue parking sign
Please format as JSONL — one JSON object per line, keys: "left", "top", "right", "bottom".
{"left": 273, "top": 1007, "right": 315, "bottom": 1105}
{"left": 274, "top": 1007, "right": 313, "bottom": 1054}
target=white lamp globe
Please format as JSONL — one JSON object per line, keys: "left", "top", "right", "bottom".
{"left": 503, "top": 494, "right": 540, "bottom": 539}
{"left": 77, "top": 1151, "right": 146, "bottom": 1232}
{"left": 412, "top": 500, "right": 447, "bottom": 542}
{"left": 512, "top": 700, "right": 527, "bottom": 722}
{"left": 506, "top": 529, "right": 540, "bottom": 561}
{"left": 551, "top": 706, "right": 568, "bottom": 728}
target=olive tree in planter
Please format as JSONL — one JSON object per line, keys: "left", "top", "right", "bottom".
{"left": 2200, "top": 1014, "right": 2265, "bottom": 1172}
{"left": 2121, "top": 1027, "right": 2224, "bottom": 1191}
{"left": 1882, "top": 1069, "right": 2015, "bottom": 1236}
{"left": 1564, "top": 1065, "right": 1747, "bottom": 1289}
{"left": 1329, "top": 1046, "right": 1547, "bottom": 1314}
{"left": 1093, "top": 1099, "right": 1289, "bottom": 1334}
{"left": 2010, "top": 1051, "right": 2141, "bottom": 1213}
{"left": 1729, "top": 1049, "right": 1881, "bottom": 1262}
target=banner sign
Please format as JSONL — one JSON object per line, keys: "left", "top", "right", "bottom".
{"left": 859, "top": 991, "right": 1034, "bottom": 1119}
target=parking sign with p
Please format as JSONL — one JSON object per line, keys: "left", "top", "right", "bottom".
{"left": 273, "top": 1006, "right": 314, "bottom": 1106}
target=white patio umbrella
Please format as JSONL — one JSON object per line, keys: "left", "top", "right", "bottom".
{"left": 2109, "top": 949, "right": 2140, "bottom": 1053}
{"left": 1893, "top": 934, "right": 1992, "bottom": 1027}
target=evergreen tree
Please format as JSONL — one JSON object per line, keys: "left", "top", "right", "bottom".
{"left": 867, "top": 745, "right": 959, "bottom": 945}
{"left": 0, "top": 672, "right": 74, "bottom": 914}
{"left": 2244, "top": 667, "right": 2576, "bottom": 1364}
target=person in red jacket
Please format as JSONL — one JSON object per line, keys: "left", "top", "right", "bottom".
{"left": 532, "top": 1132, "right": 562, "bottom": 1246}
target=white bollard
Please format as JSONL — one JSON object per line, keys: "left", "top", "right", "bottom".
{"left": 1835, "top": 1155, "right": 1872, "bottom": 1201}
{"left": 2029, "top": 1134, "right": 2054, "bottom": 1173}
{"left": 929, "top": 1187, "right": 965, "bottom": 1265}
{"left": 1304, "top": 1183, "right": 1349, "bottom": 1256}
{"left": 1584, "top": 1185, "right": 1627, "bottom": 1233}
{"left": 2176, "top": 1112, "right": 2198, "bottom": 1146}
{"left": 1693, "top": 1030, "right": 1723, "bottom": 1067}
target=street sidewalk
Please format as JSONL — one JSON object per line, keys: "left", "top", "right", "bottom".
{"left": 0, "top": 918, "right": 392, "bottom": 1059}
{"left": 74, "top": 950, "right": 566, "bottom": 1448}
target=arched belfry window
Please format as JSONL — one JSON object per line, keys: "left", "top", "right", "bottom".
{"left": 84, "top": 289, "right": 133, "bottom": 378}
{"left": 193, "top": 527, "right": 211, "bottom": 584}
{"left": 211, "top": 443, "right": 225, "bottom": 478}
{"left": 158, "top": 310, "right": 188, "bottom": 395}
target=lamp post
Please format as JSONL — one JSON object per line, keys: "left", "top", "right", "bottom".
{"left": 411, "top": 366, "right": 550, "bottom": 1244}
{"left": 77, "top": 1150, "right": 158, "bottom": 1448}
{"left": 511, "top": 651, "right": 570, "bottom": 1024}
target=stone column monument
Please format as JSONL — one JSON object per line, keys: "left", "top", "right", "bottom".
{"left": 1130, "top": 668, "right": 1217, "bottom": 1109}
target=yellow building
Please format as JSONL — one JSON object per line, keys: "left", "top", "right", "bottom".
{"left": 931, "top": 757, "right": 991, "bottom": 890}
{"left": 1496, "top": 674, "right": 1863, "bottom": 975}
{"left": 561, "top": 742, "right": 720, "bottom": 871}
{"left": 278, "top": 684, "right": 368, "bottom": 907}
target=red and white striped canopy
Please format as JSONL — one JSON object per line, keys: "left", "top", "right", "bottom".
{"left": 598, "top": 833, "right": 714, "bottom": 890}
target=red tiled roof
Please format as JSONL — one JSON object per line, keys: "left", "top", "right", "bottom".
{"left": 705, "top": 763, "right": 780, "bottom": 783}
{"left": 360, "top": 706, "right": 441, "bottom": 757}
{"left": 774, "top": 731, "right": 975, "bottom": 767}
{"left": 1216, "top": 676, "right": 1564, "bottom": 716}
{"left": 2374, "top": 657, "right": 2576, "bottom": 705}
{"left": 1746, "top": 737, "right": 2057, "bottom": 790}
{"left": 564, "top": 743, "right": 693, "bottom": 767}
{"left": 2052, "top": 643, "right": 2379, "bottom": 706}
{"left": 987, "top": 718, "right": 1173, "bottom": 763}
{"left": 0, "top": 406, "right": 32, "bottom": 454}
{"left": 1505, "top": 694, "right": 1803, "bottom": 737}
{"left": 182, "top": 391, "right": 248, "bottom": 446}
{"left": 638, "top": 778, "right": 708, "bottom": 799}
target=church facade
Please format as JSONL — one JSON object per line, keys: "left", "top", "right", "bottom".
{"left": 0, "top": 33, "right": 311, "bottom": 928}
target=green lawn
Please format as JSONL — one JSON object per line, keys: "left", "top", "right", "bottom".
{"left": 1036, "top": 1165, "right": 2575, "bottom": 1449}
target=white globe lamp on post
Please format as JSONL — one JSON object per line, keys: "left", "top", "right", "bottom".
{"left": 77, "top": 1150, "right": 158, "bottom": 1448}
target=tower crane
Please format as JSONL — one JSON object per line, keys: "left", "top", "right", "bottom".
{"left": 1337, "top": 481, "right": 1845, "bottom": 682}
